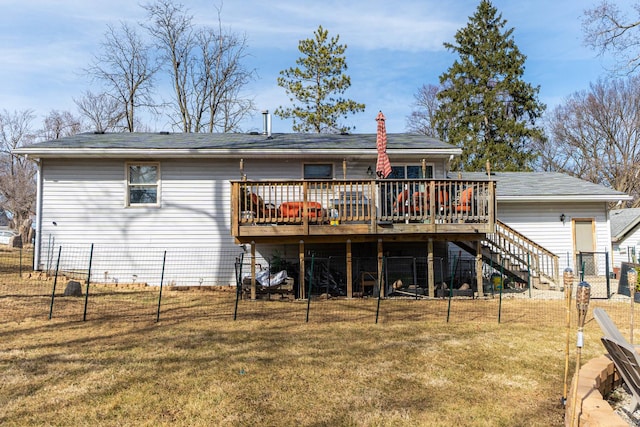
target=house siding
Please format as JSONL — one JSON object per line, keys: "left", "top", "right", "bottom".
{"left": 41, "top": 159, "right": 236, "bottom": 247}
{"left": 37, "top": 156, "right": 451, "bottom": 286}
{"left": 498, "top": 201, "right": 612, "bottom": 274}
{"left": 39, "top": 158, "right": 240, "bottom": 286}
{"left": 36, "top": 155, "right": 615, "bottom": 287}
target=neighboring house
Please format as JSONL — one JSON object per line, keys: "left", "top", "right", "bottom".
{"left": 13, "top": 131, "right": 630, "bottom": 297}
{"left": 610, "top": 208, "right": 640, "bottom": 273}
{"left": 0, "top": 209, "right": 9, "bottom": 229}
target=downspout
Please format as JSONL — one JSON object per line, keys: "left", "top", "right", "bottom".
{"left": 34, "top": 159, "right": 43, "bottom": 270}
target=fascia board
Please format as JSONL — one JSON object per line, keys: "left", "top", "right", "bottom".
{"left": 14, "top": 147, "right": 462, "bottom": 159}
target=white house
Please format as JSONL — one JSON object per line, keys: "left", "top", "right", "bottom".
{"left": 459, "top": 171, "right": 630, "bottom": 277}
{"left": 14, "top": 131, "right": 629, "bottom": 297}
{"left": 610, "top": 208, "right": 640, "bottom": 274}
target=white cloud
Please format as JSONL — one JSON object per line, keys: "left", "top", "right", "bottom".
{"left": 0, "top": 0, "right": 615, "bottom": 134}
{"left": 202, "top": 0, "right": 464, "bottom": 53}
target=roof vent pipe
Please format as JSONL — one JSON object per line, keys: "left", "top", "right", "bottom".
{"left": 262, "top": 110, "right": 268, "bottom": 135}
{"left": 262, "top": 110, "right": 272, "bottom": 137}
{"left": 262, "top": 110, "right": 271, "bottom": 137}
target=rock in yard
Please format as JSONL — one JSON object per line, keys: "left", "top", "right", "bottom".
{"left": 64, "top": 280, "right": 83, "bottom": 297}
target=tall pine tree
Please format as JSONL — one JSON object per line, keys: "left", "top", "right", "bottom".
{"left": 275, "top": 25, "right": 365, "bottom": 133}
{"left": 435, "top": 1, "right": 545, "bottom": 171}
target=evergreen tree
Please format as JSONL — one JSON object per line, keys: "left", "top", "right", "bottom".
{"left": 435, "top": 0, "right": 545, "bottom": 171}
{"left": 275, "top": 25, "right": 365, "bottom": 133}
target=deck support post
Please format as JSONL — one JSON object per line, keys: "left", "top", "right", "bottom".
{"left": 346, "top": 239, "right": 353, "bottom": 298}
{"left": 250, "top": 241, "right": 256, "bottom": 300}
{"left": 377, "top": 239, "right": 384, "bottom": 298}
{"left": 428, "top": 239, "right": 435, "bottom": 297}
{"left": 299, "top": 240, "right": 305, "bottom": 299}
{"left": 476, "top": 240, "right": 484, "bottom": 298}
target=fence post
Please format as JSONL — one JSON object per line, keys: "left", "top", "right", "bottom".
{"left": 605, "top": 252, "right": 611, "bottom": 298}
{"left": 234, "top": 253, "right": 244, "bottom": 321}
{"left": 375, "top": 256, "right": 385, "bottom": 324}
{"left": 527, "top": 252, "right": 532, "bottom": 299}
{"left": 305, "top": 254, "right": 314, "bottom": 322}
{"left": 19, "top": 246, "right": 22, "bottom": 277}
{"left": 156, "top": 250, "right": 167, "bottom": 323}
{"left": 498, "top": 257, "right": 504, "bottom": 323}
{"left": 413, "top": 257, "right": 418, "bottom": 300}
{"left": 82, "top": 244, "right": 94, "bottom": 322}
{"left": 446, "top": 254, "right": 458, "bottom": 323}
{"left": 32, "top": 234, "right": 36, "bottom": 270}
{"left": 48, "top": 246, "right": 62, "bottom": 320}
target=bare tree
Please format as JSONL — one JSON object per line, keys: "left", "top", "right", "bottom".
{"left": 41, "top": 110, "right": 84, "bottom": 140}
{"left": 539, "top": 76, "right": 640, "bottom": 207}
{"left": 583, "top": 1, "right": 640, "bottom": 73}
{"left": 74, "top": 90, "right": 126, "bottom": 133}
{"left": 199, "top": 24, "right": 255, "bottom": 132}
{"left": 143, "top": 1, "right": 255, "bottom": 132}
{"left": 86, "top": 22, "right": 158, "bottom": 132}
{"left": 0, "top": 110, "right": 37, "bottom": 230}
{"left": 143, "top": 0, "right": 193, "bottom": 132}
{"left": 406, "top": 84, "right": 441, "bottom": 137}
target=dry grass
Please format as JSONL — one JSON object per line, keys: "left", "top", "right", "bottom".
{"left": 0, "top": 250, "right": 631, "bottom": 426}
{"left": 1, "top": 290, "right": 629, "bottom": 427}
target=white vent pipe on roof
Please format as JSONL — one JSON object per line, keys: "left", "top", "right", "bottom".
{"left": 262, "top": 110, "right": 272, "bottom": 137}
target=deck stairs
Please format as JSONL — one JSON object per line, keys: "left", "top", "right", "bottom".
{"left": 455, "top": 220, "right": 560, "bottom": 289}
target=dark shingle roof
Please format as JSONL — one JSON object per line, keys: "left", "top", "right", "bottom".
{"left": 454, "top": 171, "right": 629, "bottom": 201}
{"left": 14, "top": 132, "right": 631, "bottom": 202}
{"left": 15, "top": 132, "right": 454, "bottom": 152}
{"left": 611, "top": 208, "right": 640, "bottom": 241}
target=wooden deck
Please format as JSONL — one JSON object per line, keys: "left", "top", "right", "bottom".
{"left": 231, "top": 179, "right": 496, "bottom": 243}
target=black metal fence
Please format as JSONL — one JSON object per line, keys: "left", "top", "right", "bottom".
{"left": 577, "top": 251, "right": 611, "bottom": 299}
{"left": 0, "top": 245, "right": 623, "bottom": 325}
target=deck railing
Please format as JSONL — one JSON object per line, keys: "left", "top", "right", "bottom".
{"left": 231, "top": 179, "right": 495, "bottom": 232}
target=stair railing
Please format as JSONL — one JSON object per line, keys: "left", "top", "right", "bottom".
{"left": 484, "top": 220, "right": 559, "bottom": 286}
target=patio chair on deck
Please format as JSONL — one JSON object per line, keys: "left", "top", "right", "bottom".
{"left": 241, "top": 190, "right": 278, "bottom": 222}
{"left": 410, "top": 189, "right": 450, "bottom": 216}
{"left": 593, "top": 308, "right": 640, "bottom": 412}
{"left": 455, "top": 187, "right": 474, "bottom": 214}
{"left": 393, "top": 189, "right": 413, "bottom": 216}
{"left": 278, "top": 201, "right": 325, "bottom": 222}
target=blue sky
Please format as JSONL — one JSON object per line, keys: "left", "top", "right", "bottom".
{"left": 0, "top": 0, "right": 622, "bottom": 134}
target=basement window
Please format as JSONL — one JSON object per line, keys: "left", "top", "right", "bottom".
{"left": 126, "top": 163, "right": 160, "bottom": 206}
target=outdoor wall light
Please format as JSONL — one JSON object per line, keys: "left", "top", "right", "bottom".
{"left": 367, "top": 166, "right": 374, "bottom": 177}
{"left": 560, "top": 213, "right": 566, "bottom": 224}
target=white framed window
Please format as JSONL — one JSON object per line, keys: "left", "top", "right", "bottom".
{"left": 303, "top": 163, "right": 333, "bottom": 179}
{"left": 389, "top": 164, "right": 434, "bottom": 179}
{"left": 126, "top": 162, "right": 160, "bottom": 206}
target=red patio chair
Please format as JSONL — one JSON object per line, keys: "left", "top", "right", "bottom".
{"left": 455, "top": 187, "right": 474, "bottom": 214}
{"left": 279, "top": 201, "right": 325, "bottom": 221}
{"left": 242, "top": 191, "right": 277, "bottom": 222}
{"left": 393, "top": 189, "right": 413, "bottom": 215}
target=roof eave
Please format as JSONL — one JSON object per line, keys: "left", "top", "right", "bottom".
{"left": 14, "top": 147, "right": 463, "bottom": 159}
{"left": 499, "top": 195, "right": 633, "bottom": 202}
{"left": 613, "top": 220, "right": 640, "bottom": 241}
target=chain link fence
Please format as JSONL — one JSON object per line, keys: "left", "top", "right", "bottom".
{"left": 0, "top": 245, "right": 631, "bottom": 325}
